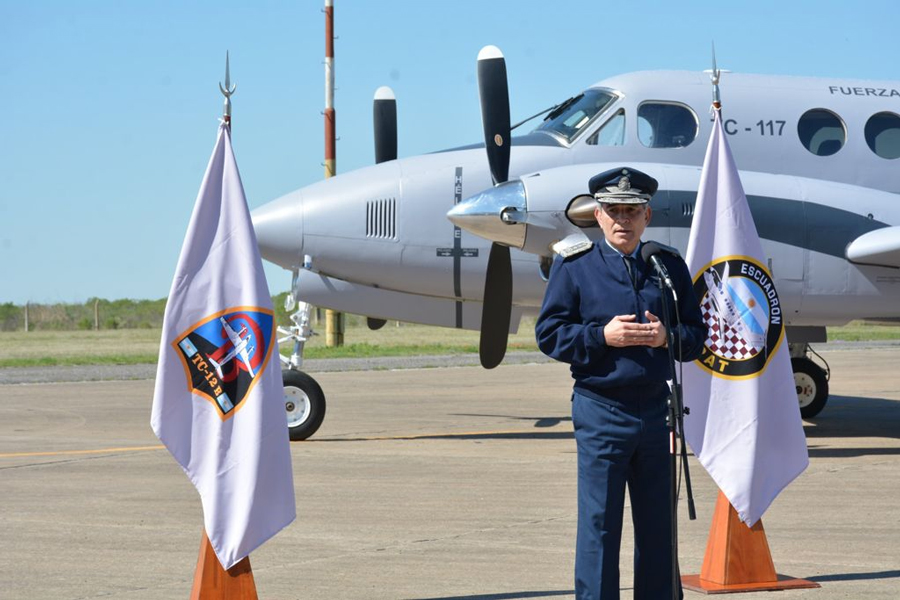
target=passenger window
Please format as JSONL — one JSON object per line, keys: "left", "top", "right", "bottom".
{"left": 637, "top": 102, "right": 698, "bottom": 148}
{"left": 586, "top": 110, "right": 625, "bottom": 146}
{"left": 797, "top": 109, "right": 845, "bottom": 156}
{"left": 865, "top": 112, "right": 900, "bottom": 159}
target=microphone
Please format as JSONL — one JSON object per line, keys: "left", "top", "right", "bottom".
{"left": 640, "top": 241, "right": 678, "bottom": 291}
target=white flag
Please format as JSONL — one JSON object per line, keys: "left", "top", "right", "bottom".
{"left": 683, "top": 110, "right": 808, "bottom": 527}
{"left": 151, "top": 124, "right": 295, "bottom": 569}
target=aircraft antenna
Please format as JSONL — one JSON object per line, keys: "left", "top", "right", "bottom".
{"left": 219, "top": 51, "right": 236, "bottom": 126}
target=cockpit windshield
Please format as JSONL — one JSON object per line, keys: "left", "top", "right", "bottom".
{"left": 531, "top": 89, "right": 617, "bottom": 142}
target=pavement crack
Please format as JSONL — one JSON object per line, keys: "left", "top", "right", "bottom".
{"left": 0, "top": 452, "right": 140, "bottom": 470}
{"left": 371, "top": 514, "right": 574, "bottom": 553}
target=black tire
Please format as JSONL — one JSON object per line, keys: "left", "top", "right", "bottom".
{"left": 282, "top": 369, "right": 326, "bottom": 441}
{"left": 791, "top": 357, "right": 829, "bottom": 419}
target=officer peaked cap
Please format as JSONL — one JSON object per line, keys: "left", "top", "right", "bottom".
{"left": 589, "top": 167, "right": 658, "bottom": 204}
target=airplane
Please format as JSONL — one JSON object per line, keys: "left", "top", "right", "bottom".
{"left": 702, "top": 263, "right": 768, "bottom": 352}
{"left": 208, "top": 317, "right": 255, "bottom": 379}
{"left": 251, "top": 46, "right": 900, "bottom": 440}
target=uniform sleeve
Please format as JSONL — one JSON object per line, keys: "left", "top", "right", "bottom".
{"left": 669, "top": 257, "right": 707, "bottom": 362}
{"left": 534, "top": 257, "right": 608, "bottom": 367}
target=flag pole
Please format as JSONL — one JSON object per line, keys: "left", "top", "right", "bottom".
{"left": 188, "top": 53, "right": 259, "bottom": 600}
{"left": 682, "top": 490, "right": 819, "bottom": 594}
{"left": 219, "top": 50, "right": 236, "bottom": 128}
{"left": 681, "top": 50, "right": 818, "bottom": 594}
{"left": 191, "top": 531, "right": 258, "bottom": 600}
{"left": 709, "top": 42, "right": 721, "bottom": 111}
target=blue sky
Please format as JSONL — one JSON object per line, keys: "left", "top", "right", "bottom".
{"left": 3, "top": 0, "right": 899, "bottom": 304}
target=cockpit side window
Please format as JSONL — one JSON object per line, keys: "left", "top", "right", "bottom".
{"left": 532, "top": 89, "right": 617, "bottom": 143}
{"left": 586, "top": 110, "right": 625, "bottom": 146}
{"left": 637, "top": 102, "right": 698, "bottom": 148}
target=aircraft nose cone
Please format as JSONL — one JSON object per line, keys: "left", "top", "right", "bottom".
{"left": 251, "top": 189, "right": 304, "bottom": 269}
{"left": 447, "top": 180, "right": 527, "bottom": 249}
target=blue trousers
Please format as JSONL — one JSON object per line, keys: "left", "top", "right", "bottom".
{"left": 572, "top": 389, "right": 677, "bottom": 600}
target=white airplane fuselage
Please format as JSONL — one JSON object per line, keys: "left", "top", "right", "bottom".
{"left": 252, "top": 71, "right": 900, "bottom": 334}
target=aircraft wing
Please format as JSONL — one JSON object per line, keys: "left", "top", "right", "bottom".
{"left": 219, "top": 317, "right": 243, "bottom": 346}
{"left": 238, "top": 347, "right": 255, "bottom": 378}
{"left": 846, "top": 226, "right": 900, "bottom": 268}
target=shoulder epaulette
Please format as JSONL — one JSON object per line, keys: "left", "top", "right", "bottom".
{"left": 553, "top": 238, "right": 593, "bottom": 258}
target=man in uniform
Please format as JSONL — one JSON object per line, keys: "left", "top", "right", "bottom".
{"left": 535, "top": 167, "right": 706, "bottom": 600}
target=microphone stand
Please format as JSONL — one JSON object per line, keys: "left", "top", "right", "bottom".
{"left": 652, "top": 259, "right": 696, "bottom": 600}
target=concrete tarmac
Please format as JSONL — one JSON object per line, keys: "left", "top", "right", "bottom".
{"left": 1, "top": 347, "right": 898, "bottom": 599}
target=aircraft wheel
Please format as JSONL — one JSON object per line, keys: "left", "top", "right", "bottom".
{"left": 792, "top": 357, "right": 828, "bottom": 419}
{"left": 283, "top": 369, "right": 326, "bottom": 441}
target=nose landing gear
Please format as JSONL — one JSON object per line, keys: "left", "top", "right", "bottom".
{"left": 789, "top": 343, "right": 830, "bottom": 419}
{"left": 282, "top": 368, "right": 326, "bottom": 441}
{"left": 278, "top": 292, "right": 327, "bottom": 440}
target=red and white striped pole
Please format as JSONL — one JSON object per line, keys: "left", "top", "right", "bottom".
{"left": 324, "top": 0, "right": 336, "bottom": 179}
{"left": 323, "top": 0, "right": 344, "bottom": 346}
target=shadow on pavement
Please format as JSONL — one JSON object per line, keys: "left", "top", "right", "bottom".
{"left": 807, "top": 569, "right": 900, "bottom": 583}
{"left": 803, "top": 394, "right": 900, "bottom": 440}
{"left": 408, "top": 591, "right": 573, "bottom": 600}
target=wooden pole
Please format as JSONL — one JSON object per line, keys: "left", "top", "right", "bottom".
{"left": 190, "top": 531, "right": 258, "bottom": 600}
{"left": 94, "top": 299, "right": 99, "bottom": 331}
{"left": 682, "top": 490, "right": 820, "bottom": 594}
{"left": 24, "top": 302, "right": 29, "bottom": 332}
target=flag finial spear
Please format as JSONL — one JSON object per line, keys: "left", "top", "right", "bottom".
{"left": 219, "top": 51, "right": 236, "bottom": 125}
{"left": 708, "top": 42, "right": 721, "bottom": 110}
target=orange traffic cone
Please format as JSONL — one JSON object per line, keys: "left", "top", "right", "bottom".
{"left": 190, "top": 531, "right": 259, "bottom": 600}
{"left": 682, "top": 491, "right": 820, "bottom": 594}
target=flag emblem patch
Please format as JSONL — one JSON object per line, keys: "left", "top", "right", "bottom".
{"left": 693, "top": 257, "right": 785, "bottom": 379}
{"left": 173, "top": 308, "right": 275, "bottom": 418}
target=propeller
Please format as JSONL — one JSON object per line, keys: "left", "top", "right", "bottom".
{"left": 367, "top": 86, "right": 398, "bottom": 331}
{"left": 373, "top": 86, "right": 398, "bottom": 165}
{"left": 477, "top": 46, "right": 511, "bottom": 185}
{"left": 476, "top": 46, "right": 514, "bottom": 369}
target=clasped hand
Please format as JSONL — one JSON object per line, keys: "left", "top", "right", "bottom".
{"left": 602, "top": 311, "right": 667, "bottom": 348}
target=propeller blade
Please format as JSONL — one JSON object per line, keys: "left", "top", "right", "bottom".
{"left": 476, "top": 45, "right": 511, "bottom": 185}
{"left": 480, "top": 242, "right": 513, "bottom": 369}
{"left": 373, "top": 86, "right": 398, "bottom": 164}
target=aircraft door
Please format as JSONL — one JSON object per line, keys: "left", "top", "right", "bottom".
{"left": 802, "top": 200, "right": 853, "bottom": 321}
{"left": 749, "top": 194, "right": 807, "bottom": 322}
{"left": 646, "top": 187, "right": 673, "bottom": 247}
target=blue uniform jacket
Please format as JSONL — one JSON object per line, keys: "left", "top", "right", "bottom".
{"left": 535, "top": 240, "right": 707, "bottom": 402}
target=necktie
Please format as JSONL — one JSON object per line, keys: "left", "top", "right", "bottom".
{"left": 623, "top": 256, "right": 637, "bottom": 289}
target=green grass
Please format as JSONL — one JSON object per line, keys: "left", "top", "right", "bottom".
{"left": 1, "top": 318, "right": 897, "bottom": 369}
{"left": 0, "top": 319, "right": 540, "bottom": 368}
{"left": 0, "top": 353, "right": 161, "bottom": 368}
{"left": 826, "top": 321, "right": 900, "bottom": 341}
{"left": 0, "top": 329, "right": 163, "bottom": 368}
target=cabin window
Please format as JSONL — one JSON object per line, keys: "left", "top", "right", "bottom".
{"left": 797, "top": 109, "right": 845, "bottom": 156}
{"left": 586, "top": 110, "right": 625, "bottom": 146}
{"left": 865, "top": 112, "right": 900, "bottom": 159}
{"left": 532, "top": 89, "right": 617, "bottom": 142}
{"left": 637, "top": 102, "right": 698, "bottom": 148}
